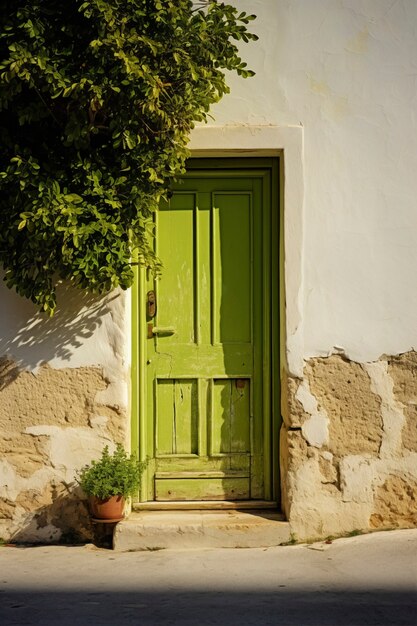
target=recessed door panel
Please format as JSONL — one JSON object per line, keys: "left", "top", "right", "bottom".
{"left": 156, "top": 379, "right": 199, "bottom": 456}
{"left": 157, "top": 194, "right": 197, "bottom": 345}
{"left": 212, "top": 193, "right": 252, "bottom": 344}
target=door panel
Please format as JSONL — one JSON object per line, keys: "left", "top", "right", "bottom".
{"left": 156, "top": 193, "right": 197, "bottom": 345}
{"left": 155, "top": 477, "right": 250, "bottom": 501}
{"left": 156, "top": 379, "right": 199, "bottom": 455}
{"left": 211, "top": 378, "right": 250, "bottom": 454}
{"left": 212, "top": 193, "right": 252, "bottom": 344}
{"left": 145, "top": 171, "right": 270, "bottom": 501}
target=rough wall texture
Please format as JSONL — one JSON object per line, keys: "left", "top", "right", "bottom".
{"left": 281, "top": 352, "right": 417, "bottom": 541}
{"left": 3, "top": 349, "right": 416, "bottom": 543}
{"left": 306, "top": 357, "right": 383, "bottom": 456}
{"left": 388, "top": 352, "right": 417, "bottom": 453}
{"left": 0, "top": 359, "right": 127, "bottom": 543}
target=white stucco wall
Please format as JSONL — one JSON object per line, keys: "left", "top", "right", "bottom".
{"left": 193, "top": 0, "right": 417, "bottom": 365}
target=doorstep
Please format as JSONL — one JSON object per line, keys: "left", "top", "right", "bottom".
{"left": 113, "top": 509, "right": 291, "bottom": 551}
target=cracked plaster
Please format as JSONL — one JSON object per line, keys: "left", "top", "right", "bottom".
{"left": 0, "top": 360, "right": 127, "bottom": 543}
{"left": 282, "top": 353, "right": 417, "bottom": 540}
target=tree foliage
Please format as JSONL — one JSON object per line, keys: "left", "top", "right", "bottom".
{"left": 0, "top": 0, "right": 256, "bottom": 314}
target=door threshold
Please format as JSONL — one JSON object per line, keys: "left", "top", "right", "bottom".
{"left": 132, "top": 500, "right": 278, "bottom": 511}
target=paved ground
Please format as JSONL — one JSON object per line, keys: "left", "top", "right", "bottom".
{"left": 0, "top": 529, "right": 416, "bottom": 625}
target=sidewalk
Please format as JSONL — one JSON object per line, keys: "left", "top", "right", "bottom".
{"left": 1, "top": 529, "right": 416, "bottom": 625}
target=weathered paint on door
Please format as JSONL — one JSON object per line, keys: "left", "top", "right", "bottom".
{"left": 143, "top": 162, "right": 276, "bottom": 501}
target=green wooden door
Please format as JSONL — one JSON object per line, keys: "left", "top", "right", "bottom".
{"left": 144, "top": 164, "right": 274, "bottom": 501}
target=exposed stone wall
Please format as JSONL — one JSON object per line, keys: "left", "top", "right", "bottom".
{"left": 281, "top": 352, "right": 417, "bottom": 541}
{"left": 0, "top": 359, "right": 127, "bottom": 543}
{"left": 3, "top": 349, "right": 416, "bottom": 544}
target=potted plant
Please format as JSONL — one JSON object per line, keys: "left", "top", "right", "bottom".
{"left": 77, "top": 444, "right": 146, "bottom": 521}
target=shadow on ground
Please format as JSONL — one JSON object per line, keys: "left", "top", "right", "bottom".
{"left": 0, "top": 589, "right": 416, "bottom": 626}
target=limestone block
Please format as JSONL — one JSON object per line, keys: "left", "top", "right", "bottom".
{"left": 388, "top": 352, "right": 417, "bottom": 453}
{"left": 301, "top": 413, "right": 329, "bottom": 448}
{"left": 340, "top": 456, "right": 376, "bottom": 504}
{"left": 370, "top": 475, "right": 417, "bottom": 529}
{"left": 281, "top": 371, "right": 307, "bottom": 428}
{"left": 282, "top": 427, "right": 309, "bottom": 473}
{"left": 365, "top": 361, "right": 406, "bottom": 458}
{"left": 306, "top": 356, "right": 383, "bottom": 456}
{"left": 318, "top": 452, "right": 338, "bottom": 484}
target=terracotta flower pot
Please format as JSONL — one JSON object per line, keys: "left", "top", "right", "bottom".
{"left": 89, "top": 495, "right": 125, "bottom": 521}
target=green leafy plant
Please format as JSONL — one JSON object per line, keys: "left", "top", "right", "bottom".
{"left": 77, "top": 444, "right": 147, "bottom": 499}
{"left": 0, "top": 0, "right": 257, "bottom": 314}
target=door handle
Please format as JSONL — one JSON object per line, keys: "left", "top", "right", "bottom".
{"left": 149, "top": 326, "right": 176, "bottom": 337}
{"left": 152, "top": 326, "right": 175, "bottom": 336}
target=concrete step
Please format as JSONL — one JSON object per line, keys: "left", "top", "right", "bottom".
{"left": 113, "top": 510, "right": 291, "bottom": 551}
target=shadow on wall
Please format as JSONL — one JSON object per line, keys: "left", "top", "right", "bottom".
{"left": 9, "top": 483, "right": 95, "bottom": 545}
{"left": 0, "top": 277, "right": 119, "bottom": 376}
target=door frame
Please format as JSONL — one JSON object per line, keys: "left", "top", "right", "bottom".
{"left": 132, "top": 156, "right": 281, "bottom": 505}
